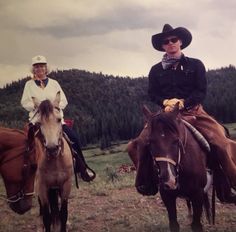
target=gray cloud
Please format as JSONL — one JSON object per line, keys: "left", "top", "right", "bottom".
{"left": 0, "top": 0, "right": 235, "bottom": 88}
{"left": 16, "top": 6, "right": 160, "bottom": 37}
{"left": 6, "top": 3, "right": 199, "bottom": 38}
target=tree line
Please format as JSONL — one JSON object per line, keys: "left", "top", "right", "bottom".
{"left": 0, "top": 66, "right": 236, "bottom": 147}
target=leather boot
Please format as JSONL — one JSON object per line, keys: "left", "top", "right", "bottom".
{"left": 73, "top": 150, "right": 96, "bottom": 182}
{"left": 27, "top": 123, "right": 35, "bottom": 150}
{"left": 214, "top": 166, "right": 236, "bottom": 203}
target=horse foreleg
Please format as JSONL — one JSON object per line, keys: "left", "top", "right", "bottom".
{"left": 41, "top": 203, "right": 51, "bottom": 232}
{"left": 38, "top": 183, "right": 51, "bottom": 232}
{"left": 60, "top": 199, "right": 68, "bottom": 232}
{"left": 191, "top": 192, "right": 204, "bottom": 232}
{"left": 186, "top": 199, "right": 192, "bottom": 220}
{"left": 48, "top": 189, "right": 61, "bottom": 231}
{"left": 38, "top": 197, "right": 43, "bottom": 216}
{"left": 160, "top": 190, "right": 179, "bottom": 232}
{"left": 60, "top": 179, "right": 72, "bottom": 232}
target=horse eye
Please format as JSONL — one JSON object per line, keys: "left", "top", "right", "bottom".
{"left": 57, "top": 118, "right": 61, "bottom": 123}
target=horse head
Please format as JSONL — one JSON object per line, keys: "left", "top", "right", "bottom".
{"left": 0, "top": 128, "right": 38, "bottom": 214}
{"left": 143, "top": 104, "right": 184, "bottom": 191}
{"left": 7, "top": 154, "right": 37, "bottom": 214}
{"left": 33, "top": 91, "right": 63, "bottom": 158}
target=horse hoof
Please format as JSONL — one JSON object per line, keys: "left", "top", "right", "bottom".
{"left": 191, "top": 223, "right": 203, "bottom": 232}
{"left": 169, "top": 222, "right": 180, "bottom": 232}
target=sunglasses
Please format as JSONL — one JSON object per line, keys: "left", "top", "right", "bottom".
{"left": 162, "top": 37, "right": 179, "bottom": 45}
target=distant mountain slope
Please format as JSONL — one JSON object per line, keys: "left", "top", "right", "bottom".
{"left": 0, "top": 69, "right": 150, "bottom": 146}
{"left": 1, "top": 66, "right": 236, "bottom": 146}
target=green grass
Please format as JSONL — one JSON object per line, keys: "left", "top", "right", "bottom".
{"left": 84, "top": 143, "right": 132, "bottom": 177}
{"left": 225, "top": 122, "right": 236, "bottom": 138}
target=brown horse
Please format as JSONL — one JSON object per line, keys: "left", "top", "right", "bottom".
{"left": 0, "top": 127, "right": 37, "bottom": 214}
{"left": 33, "top": 92, "right": 73, "bottom": 232}
{"left": 134, "top": 105, "right": 210, "bottom": 232}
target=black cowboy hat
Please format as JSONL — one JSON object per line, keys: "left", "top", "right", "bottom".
{"left": 152, "top": 24, "right": 192, "bottom": 51}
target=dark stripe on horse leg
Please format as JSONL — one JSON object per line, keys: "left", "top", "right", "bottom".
{"left": 60, "top": 199, "right": 68, "bottom": 232}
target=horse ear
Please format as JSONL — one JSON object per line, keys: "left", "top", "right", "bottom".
{"left": 54, "top": 91, "right": 61, "bottom": 107}
{"left": 32, "top": 97, "right": 40, "bottom": 109}
{"left": 142, "top": 105, "right": 152, "bottom": 121}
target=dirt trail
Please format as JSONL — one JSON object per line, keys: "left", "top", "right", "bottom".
{"left": 1, "top": 185, "right": 236, "bottom": 231}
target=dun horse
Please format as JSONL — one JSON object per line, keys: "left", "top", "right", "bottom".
{"left": 33, "top": 92, "right": 73, "bottom": 232}
{"left": 134, "top": 105, "right": 210, "bottom": 232}
{"left": 0, "top": 127, "right": 37, "bottom": 214}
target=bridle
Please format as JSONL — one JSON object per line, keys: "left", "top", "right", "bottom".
{"left": 36, "top": 105, "right": 64, "bottom": 158}
{"left": 37, "top": 127, "right": 64, "bottom": 159}
{"left": 0, "top": 145, "right": 36, "bottom": 203}
{"left": 153, "top": 124, "right": 187, "bottom": 180}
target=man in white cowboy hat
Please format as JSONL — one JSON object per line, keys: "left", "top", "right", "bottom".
{"left": 21, "top": 55, "right": 96, "bottom": 182}
{"left": 128, "top": 24, "right": 236, "bottom": 202}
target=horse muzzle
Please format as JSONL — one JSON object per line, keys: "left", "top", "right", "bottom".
{"left": 159, "top": 172, "right": 178, "bottom": 190}
{"left": 161, "top": 180, "right": 178, "bottom": 191}
{"left": 9, "top": 198, "right": 32, "bottom": 215}
{"left": 136, "top": 184, "right": 159, "bottom": 196}
{"left": 46, "top": 145, "right": 60, "bottom": 157}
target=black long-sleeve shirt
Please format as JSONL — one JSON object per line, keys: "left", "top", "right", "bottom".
{"left": 148, "top": 55, "right": 207, "bottom": 110}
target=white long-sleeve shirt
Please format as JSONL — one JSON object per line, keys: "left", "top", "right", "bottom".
{"left": 21, "top": 78, "right": 68, "bottom": 123}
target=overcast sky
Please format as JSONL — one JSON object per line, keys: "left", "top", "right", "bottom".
{"left": 0, "top": 0, "right": 235, "bottom": 87}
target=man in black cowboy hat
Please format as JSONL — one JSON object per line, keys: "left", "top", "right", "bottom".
{"left": 128, "top": 24, "right": 236, "bottom": 203}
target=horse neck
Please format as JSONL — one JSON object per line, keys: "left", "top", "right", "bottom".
{"left": 178, "top": 122, "right": 206, "bottom": 170}
{"left": 0, "top": 146, "right": 25, "bottom": 169}
{"left": 0, "top": 129, "right": 26, "bottom": 149}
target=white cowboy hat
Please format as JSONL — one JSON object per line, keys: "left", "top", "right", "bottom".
{"left": 32, "top": 55, "right": 47, "bottom": 65}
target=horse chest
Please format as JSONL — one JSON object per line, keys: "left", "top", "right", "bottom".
{"left": 37, "top": 165, "right": 71, "bottom": 186}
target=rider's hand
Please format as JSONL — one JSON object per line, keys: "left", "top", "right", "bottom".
{"left": 178, "top": 99, "right": 184, "bottom": 109}
{"left": 163, "top": 99, "right": 169, "bottom": 106}
{"left": 164, "top": 105, "right": 173, "bottom": 112}
{"left": 163, "top": 98, "right": 184, "bottom": 109}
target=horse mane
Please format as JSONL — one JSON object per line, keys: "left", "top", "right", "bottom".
{"left": 38, "top": 100, "right": 54, "bottom": 119}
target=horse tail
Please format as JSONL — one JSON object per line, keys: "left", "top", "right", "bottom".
{"left": 203, "top": 193, "right": 211, "bottom": 224}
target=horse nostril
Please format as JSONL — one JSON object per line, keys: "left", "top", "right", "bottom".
{"left": 164, "top": 183, "right": 171, "bottom": 190}
{"left": 46, "top": 146, "right": 59, "bottom": 155}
